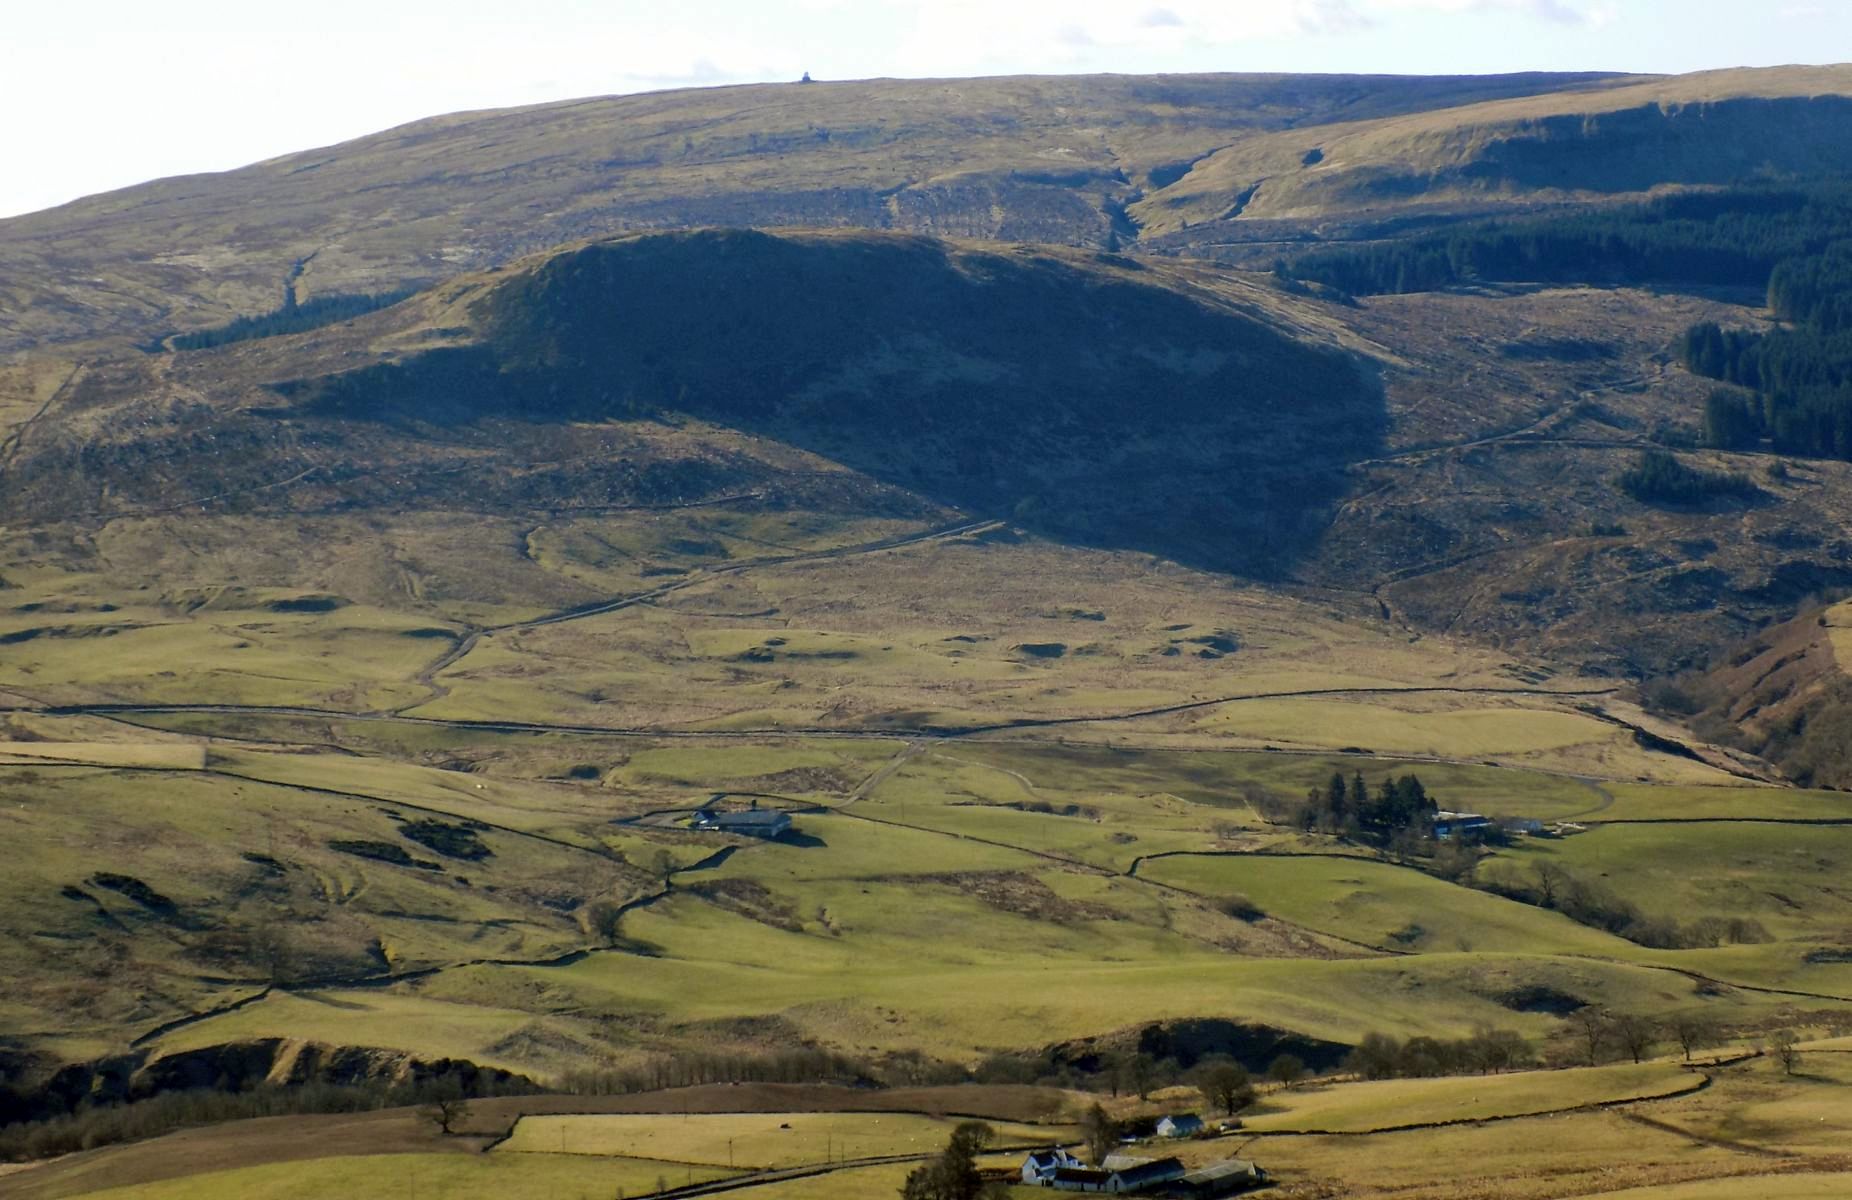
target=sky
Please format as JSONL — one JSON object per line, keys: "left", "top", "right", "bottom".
{"left": 3, "top": 0, "right": 1847, "bottom": 218}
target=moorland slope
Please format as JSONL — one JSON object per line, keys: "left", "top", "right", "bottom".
{"left": 7, "top": 65, "right": 1852, "bottom": 1194}
{"left": 0, "top": 70, "right": 1643, "bottom": 349}
{"left": 1138, "top": 65, "right": 1852, "bottom": 238}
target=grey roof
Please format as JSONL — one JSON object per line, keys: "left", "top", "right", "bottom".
{"left": 1183, "top": 1160, "right": 1260, "bottom": 1182}
{"left": 702, "top": 810, "right": 790, "bottom": 826}
{"left": 1115, "top": 1157, "right": 1185, "bottom": 1184}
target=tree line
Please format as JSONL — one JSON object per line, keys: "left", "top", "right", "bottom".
{"left": 0, "top": 1071, "right": 529, "bottom": 1164}
{"left": 160, "top": 289, "right": 414, "bottom": 352}
{"left": 1279, "top": 184, "right": 1852, "bottom": 298}
{"left": 1681, "top": 241, "right": 1852, "bottom": 460}
{"left": 558, "top": 1047, "right": 890, "bottom": 1095}
{"left": 1615, "top": 449, "right": 1760, "bottom": 506}
{"left": 1343, "top": 1029, "right": 1536, "bottom": 1079}
{"left": 1269, "top": 771, "right": 1441, "bottom": 842}
{"left": 1274, "top": 180, "right": 1852, "bottom": 465}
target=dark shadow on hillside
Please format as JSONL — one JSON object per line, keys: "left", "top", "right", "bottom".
{"left": 280, "top": 230, "right": 1388, "bottom": 578}
{"left": 1466, "top": 96, "right": 1852, "bottom": 195}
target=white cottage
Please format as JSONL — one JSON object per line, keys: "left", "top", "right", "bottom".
{"left": 1022, "top": 1149, "right": 1084, "bottom": 1186}
{"left": 1155, "top": 1114, "right": 1205, "bottom": 1138}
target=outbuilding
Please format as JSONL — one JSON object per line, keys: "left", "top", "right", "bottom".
{"left": 1050, "top": 1166, "right": 1114, "bottom": 1192}
{"left": 1022, "top": 1149, "right": 1084, "bottom": 1185}
{"left": 1175, "top": 1159, "right": 1267, "bottom": 1196}
{"left": 1155, "top": 1114, "right": 1204, "bottom": 1138}
{"left": 1432, "top": 811, "right": 1493, "bottom": 841}
{"left": 692, "top": 809, "right": 793, "bottom": 838}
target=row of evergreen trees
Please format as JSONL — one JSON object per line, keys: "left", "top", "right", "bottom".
{"left": 1615, "top": 449, "right": 1759, "bottom": 506}
{"left": 1280, "top": 184, "right": 1852, "bottom": 298}
{"left": 1280, "top": 178, "right": 1852, "bottom": 464}
{"left": 1284, "top": 771, "right": 1439, "bottom": 837}
{"left": 162, "top": 289, "right": 414, "bottom": 351}
{"left": 1680, "top": 241, "right": 1852, "bottom": 459}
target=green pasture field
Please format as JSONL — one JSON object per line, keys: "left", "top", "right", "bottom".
{"left": 1645, "top": 1047, "right": 1852, "bottom": 1156}
{"left": 1240, "top": 1061, "right": 1694, "bottom": 1132}
{"left": 521, "top": 509, "right": 928, "bottom": 598}
{"left": 850, "top": 753, "right": 1229, "bottom": 871}
{"left": 900, "top": 741, "right": 1618, "bottom": 822}
{"left": 721, "top": 1164, "right": 921, "bottom": 1198}
{"left": 0, "top": 567, "right": 454, "bottom": 711}
{"left": 1192, "top": 696, "right": 1625, "bottom": 759}
{"left": 495, "top": 1111, "right": 1064, "bottom": 1166}
{"left": 0, "top": 763, "right": 643, "bottom": 1045}
{"left": 150, "top": 991, "right": 582, "bottom": 1077}
{"left": 415, "top": 942, "right": 1775, "bottom": 1067}
{"left": 609, "top": 739, "right": 900, "bottom": 795}
{"left": 1493, "top": 823, "right": 1852, "bottom": 943}
{"left": 0, "top": 743, "right": 206, "bottom": 769}
{"left": 129, "top": 793, "right": 1852, "bottom": 1076}
{"left": 1590, "top": 783, "right": 1852, "bottom": 822}
{"left": 1138, "top": 853, "right": 1651, "bottom": 958}
{"left": 1243, "top": 1109, "right": 1755, "bottom": 1200}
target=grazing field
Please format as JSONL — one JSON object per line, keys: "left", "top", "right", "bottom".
{"left": 1190, "top": 696, "right": 1626, "bottom": 760}
{"left": 0, "top": 744, "right": 204, "bottom": 769}
{"left": 16, "top": 1058, "right": 1849, "bottom": 1200}
{"left": 1497, "top": 823, "right": 1852, "bottom": 943}
{"left": 496, "top": 1111, "right": 1064, "bottom": 1166}
{"left": 1589, "top": 783, "right": 1852, "bottom": 822}
{"left": 1212, "top": 1054, "right": 1852, "bottom": 1199}
{"left": 1242, "top": 1110, "right": 1763, "bottom": 1200}
{"left": 1140, "top": 853, "right": 1652, "bottom": 958}
{"left": 717, "top": 1163, "right": 921, "bottom": 1198}
{"left": 0, "top": 442, "right": 1843, "bottom": 1195}
{"left": 13, "top": 57, "right": 1852, "bottom": 1200}
{"left": 0, "top": 760, "right": 650, "bottom": 1049}
{"left": 1239, "top": 1061, "right": 1696, "bottom": 1132}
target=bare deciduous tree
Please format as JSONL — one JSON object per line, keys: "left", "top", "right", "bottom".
{"left": 1668, "top": 1014, "right": 1720, "bottom": 1063}
{"left": 1768, "top": 1029, "right": 1801, "bottom": 1075}
{"left": 1266, "top": 1054, "right": 1307, "bottom": 1089}
{"left": 1194, "top": 1058, "right": 1255, "bottom": 1116}
{"left": 1533, "top": 862, "right": 1567, "bottom": 909}
{"left": 1570, "top": 1006, "right": 1610, "bottom": 1066}
{"left": 1081, "top": 1103, "right": 1118, "bottom": 1165}
{"left": 420, "top": 1079, "right": 472, "bottom": 1135}
{"left": 1610, "top": 1013, "right": 1657, "bottom": 1064}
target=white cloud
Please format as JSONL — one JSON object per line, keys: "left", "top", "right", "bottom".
{"left": 878, "top": 0, "right": 1376, "bottom": 73}
{"left": 1366, "top": 0, "right": 1598, "bottom": 23}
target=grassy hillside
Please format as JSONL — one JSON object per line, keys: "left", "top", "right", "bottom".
{"left": 9, "top": 1045, "right": 1852, "bottom": 1199}
{"left": 0, "top": 71, "right": 1634, "bottom": 352}
{"left": 15, "top": 220, "right": 1852, "bottom": 679}
{"left": 11, "top": 65, "right": 1852, "bottom": 1197}
{"left": 1, "top": 228, "right": 1383, "bottom": 579}
{"left": 1136, "top": 65, "right": 1852, "bottom": 236}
